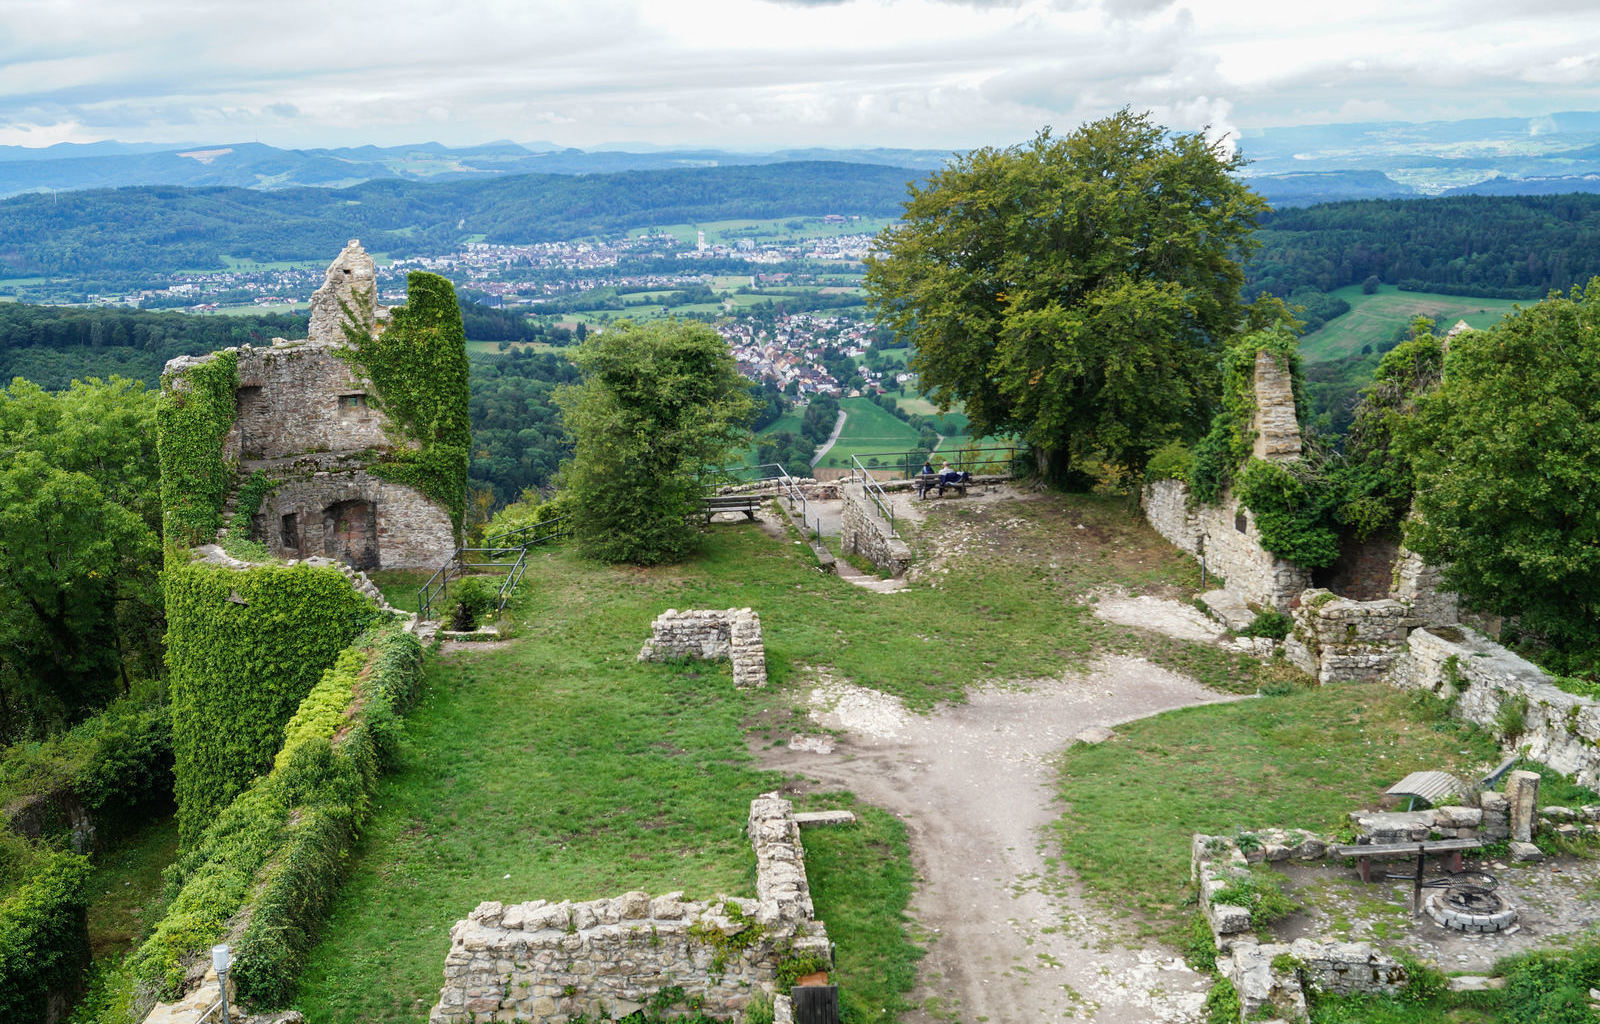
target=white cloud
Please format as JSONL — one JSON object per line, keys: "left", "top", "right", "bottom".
{"left": 1, "top": 0, "right": 1597, "bottom": 149}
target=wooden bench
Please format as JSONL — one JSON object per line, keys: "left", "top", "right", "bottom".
{"left": 703, "top": 494, "right": 764, "bottom": 522}
{"left": 1331, "top": 838, "right": 1484, "bottom": 883}
{"left": 916, "top": 473, "right": 970, "bottom": 499}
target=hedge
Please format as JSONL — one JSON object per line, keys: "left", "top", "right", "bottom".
{"left": 128, "top": 625, "right": 422, "bottom": 1006}
{"left": 0, "top": 687, "right": 174, "bottom": 846}
{"left": 0, "top": 835, "right": 91, "bottom": 1019}
{"left": 164, "top": 562, "right": 380, "bottom": 846}
{"left": 156, "top": 351, "right": 238, "bottom": 549}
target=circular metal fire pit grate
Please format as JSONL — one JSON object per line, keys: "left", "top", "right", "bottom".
{"left": 1425, "top": 877, "right": 1516, "bottom": 933}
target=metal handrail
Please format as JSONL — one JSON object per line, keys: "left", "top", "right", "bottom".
{"left": 850, "top": 454, "right": 897, "bottom": 537}
{"left": 714, "top": 463, "right": 822, "bottom": 539}
{"left": 849, "top": 444, "right": 1022, "bottom": 481}
{"left": 416, "top": 515, "right": 571, "bottom": 621}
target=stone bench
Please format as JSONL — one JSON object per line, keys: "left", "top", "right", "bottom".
{"left": 1329, "top": 838, "right": 1484, "bottom": 883}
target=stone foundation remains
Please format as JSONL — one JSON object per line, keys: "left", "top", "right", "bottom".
{"left": 638, "top": 608, "right": 768, "bottom": 688}
{"left": 1284, "top": 589, "right": 1413, "bottom": 683}
{"left": 428, "top": 793, "right": 832, "bottom": 1023}
{"left": 839, "top": 482, "right": 911, "bottom": 578}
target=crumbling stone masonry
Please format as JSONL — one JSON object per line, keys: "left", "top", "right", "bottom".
{"left": 163, "top": 240, "right": 458, "bottom": 570}
{"left": 1284, "top": 589, "right": 1413, "bottom": 683}
{"left": 638, "top": 608, "right": 768, "bottom": 688}
{"left": 1390, "top": 625, "right": 1600, "bottom": 790}
{"left": 428, "top": 793, "right": 832, "bottom": 1023}
{"left": 1143, "top": 478, "right": 1312, "bottom": 612}
{"left": 839, "top": 482, "right": 911, "bottom": 578}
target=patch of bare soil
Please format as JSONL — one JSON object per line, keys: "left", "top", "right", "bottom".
{"left": 761, "top": 658, "right": 1249, "bottom": 1023}
{"left": 1092, "top": 594, "right": 1226, "bottom": 644}
{"left": 437, "top": 639, "right": 517, "bottom": 656}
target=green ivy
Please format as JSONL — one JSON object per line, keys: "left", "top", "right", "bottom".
{"left": 163, "top": 562, "right": 379, "bottom": 846}
{"left": 1234, "top": 459, "right": 1341, "bottom": 569}
{"left": 0, "top": 842, "right": 90, "bottom": 1020}
{"left": 338, "top": 272, "right": 471, "bottom": 538}
{"left": 228, "top": 470, "right": 278, "bottom": 542}
{"left": 156, "top": 352, "right": 238, "bottom": 550}
{"left": 1187, "top": 328, "right": 1303, "bottom": 506}
{"left": 129, "top": 625, "right": 421, "bottom": 1006}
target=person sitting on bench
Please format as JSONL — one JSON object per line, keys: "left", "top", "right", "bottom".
{"left": 938, "top": 461, "right": 968, "bottom": 485}
{"left": 921, "top": 459, "right": 936, "bottom": 477}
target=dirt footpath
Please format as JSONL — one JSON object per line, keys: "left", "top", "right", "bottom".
{"left": 761, "top": 657, "right": 1248, "bottom": 1023}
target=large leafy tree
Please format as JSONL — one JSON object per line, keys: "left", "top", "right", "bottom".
{"left": 0, "top": 377, "right": 163, "bottom": 739}
{"left": 1403, "top": 282, "right": 1600, "bottom": 665}
{"left": 556, "top": 320, "right": 754, "bottom": 565}
{"left": 865, "top": 110, "right": 1267, "bottom": 482}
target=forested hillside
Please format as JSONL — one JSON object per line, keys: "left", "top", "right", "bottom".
{"left": 0, "top": 162, "right": 915, "bottom": 278}
{"left": 1248, "top": 194, "right": 1600, "bottom": 299}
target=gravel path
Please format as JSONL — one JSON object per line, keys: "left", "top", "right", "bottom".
{"left": 761, "top": 658, "right": 1248, "bottom": 1023}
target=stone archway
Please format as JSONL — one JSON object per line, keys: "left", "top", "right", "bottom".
{"left": 323, "top": 499, "right": 379, "bottom": 570}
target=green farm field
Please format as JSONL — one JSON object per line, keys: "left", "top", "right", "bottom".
{"left": 813, "top": 396, "right": 922, "bottom": 468}
{"left": 1298, "top": 284, "right": 1524, "bottom": 362}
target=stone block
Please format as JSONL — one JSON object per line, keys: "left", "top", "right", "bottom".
{"left": 1506, "top": 771, "right": 1541, "bottom": 843}
{"left": 1509, "top": 841, "right": 1543, "bottom": 862}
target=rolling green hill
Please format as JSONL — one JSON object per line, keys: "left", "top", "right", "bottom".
{"left": 1297, "top": 284, "right": 1524, "bottom": 362}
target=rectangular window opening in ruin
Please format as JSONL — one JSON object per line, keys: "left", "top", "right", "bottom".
{"left": 281, "top": 512, "right": 299, "bottom": 549}
{"left": 338, "top": 393, "right": 368, "bottom": 412}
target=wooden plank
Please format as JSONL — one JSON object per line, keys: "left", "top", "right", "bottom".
{"left": 1330, "top": 838, "right": 1483, "bottom": 858}
{"left": 1385, "top": 770, "right": 1463, "bottom": 806}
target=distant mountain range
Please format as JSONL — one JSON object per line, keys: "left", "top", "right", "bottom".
{"left": 7, "top": 112, "right": 1600, "bottom": 207}
{"left": 0, "top": 139, "right": 953, "bottom": 198}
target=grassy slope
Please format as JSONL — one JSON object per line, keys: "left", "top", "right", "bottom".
{"left": 1298, "top": 284, "right": 1523, "bottom": 362}
{"left": 815, "top": 396, "right": 922, "bottom": 467}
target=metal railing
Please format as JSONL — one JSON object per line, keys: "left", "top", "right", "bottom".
{"left": 848, "top": 444, "right": 1024, "bottom": 481}
{"left": 850, "top": 454, "right": 898, "bottom": 537}
{"left": 417, "top": 515, "right": 570, "bottom": 621}
{"left": 714, "top": 463, "right": 823, "bottom": 539}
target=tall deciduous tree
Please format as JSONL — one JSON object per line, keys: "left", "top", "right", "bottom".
{"left": 1403, "top": 282, "right": 1600, "bottom": 666}
{"left": 556, "top": 320, "right": 754, "bottom": 565}
{"left": 865, "top": 111, "right": 1267, "bottom": 482}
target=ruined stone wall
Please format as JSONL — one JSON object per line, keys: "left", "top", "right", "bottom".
{"left": 428, "top": 794, "right": 831, "bottom": 1024}
{"left": 249, "top": 468, "right": 456, "bottom": 571}
{"left": 840, "top": 482, "right": 911, "bottom": 577}
{"left": 1316, "top": 534, "right": 1402, "bottom": 602}
{"left": 638, "top": 608, "right": 768, "bottom": 688}
{"left": 1389, "top": 626, "right": 1600, "bottom": 790}
{"left": 1283, "top": 589, "right": 1412, "bottom": 683}
{"left": 1142, "top": 478, "right": 1202, "bottom": 554}
{"left": 1391, "top": 546, "right": 1459, "bottom": 626}
{"left": 1143, "top": 479, "right": 1311, "bottom": 611}
{"left": 229, "top": 341, "right": 387, "bottom": 461}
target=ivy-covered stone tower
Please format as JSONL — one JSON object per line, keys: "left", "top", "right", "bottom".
{"left": 156, "top": 242, "right": 467, "bottom": 843}
{"left": 160, "top": 240, "right": 469, "bottom": 568}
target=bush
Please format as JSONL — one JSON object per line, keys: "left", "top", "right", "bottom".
{"left": 1211, "top": 868, "right": 1298, "bottom": 929}
{"left": 128, "top": 626, "right": 422, "bottom": 1007}
{"left": 0, "top": 688, "right": 174, "bottom": 845}
{"left": 447, "top": 576, "right": 498, "bottom": 631}
{"left": 1144, "top": 440, "right": 1193, "bottom": 483}
{"left": 1234, "top": 459, "right": 1340, "bottom": 568}
{"left": 0, "top": 839, "right": 91, "bottom": 1020}
{"left": 1497, "top": 940, "right": 1600, "bottom": 1023}
{"left": 1239, "top": 609, "right": 1293, "bottom": 641}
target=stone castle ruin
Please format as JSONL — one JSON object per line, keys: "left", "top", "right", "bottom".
{"left": 164, "top": 240, "right": 458, "bottom": 570}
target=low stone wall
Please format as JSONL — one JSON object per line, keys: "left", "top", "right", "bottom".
{"left": 428, "top": 793, "right": 832, "bottom": 1023}
{"left": 1142, "top": 479, "right": 1311, "bottom": 611}
{"left": 839, "top": 482, "right": 911, "bottom": 577}
{"left": 638, "top": 608, "right": 767, "bottom": 688}
{"left": 1389, "top": 625, "right": 1600, "bottom": 790}
{"left": 1284, "top": 589, "right": 1412, "bottom": 683}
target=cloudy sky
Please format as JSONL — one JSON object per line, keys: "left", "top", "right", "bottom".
{"left": 3, "top": 0, "right": 1598, "bottom": 151}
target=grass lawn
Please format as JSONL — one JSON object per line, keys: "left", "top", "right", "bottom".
{"left": 365, "top": 568, "right": 435, "bottom": 612}
{"left": 1298, "top": 284, "right": 1524, "bottom": 362}
{"left": 1052, "top": 684, "right": 1501, "bottom": 943}
{"left": 84, "top": 818, "right": 180, "bottom": 960}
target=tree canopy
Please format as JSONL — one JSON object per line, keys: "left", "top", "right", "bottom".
{"left": 556, "top": 320, "right": 754, "bottom": 565}
{"left": 1403, "top": 281, "right": 1600, "bottom": 669}
{"left": 865, "top": 111, "right": 1268, "bottom": 481}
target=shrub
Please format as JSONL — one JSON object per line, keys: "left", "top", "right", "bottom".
{"left": 0, "top": 839, "right": 91, "bottom": 1020}
{"left": 1202, "top": 977, "right": 1241, "bottom": 1024}
{"left": 0, "top": 688, "right": 174, "bottom": 845}
{"left": 1496, "top": 694, "right": 1529, "bottom": 741}
{"left": 1211, "top": 868, "right": 1298, "bottom": 929}
{"left": 128, "top": 625, "right": 422, "bottom": 1007}
{"left": 1234, "top": 459, "right": 1340, "bottom": 568}
{"left": 1497, "top": 940, "right": 1600, "bottom": 1023}
{"left": 1144, "top": 440, "right": 1194, "bottom": 483}
{"left": 446, "top": 575, "right": 498, "bottom": 631}
{"left": 1239, "top": 609, "right": 1293, "bottom": 641}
